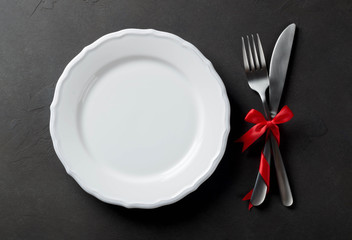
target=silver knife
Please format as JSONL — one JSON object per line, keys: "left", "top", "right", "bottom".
{"left": 269, "top": 23, "right": 296, "bottom": 206}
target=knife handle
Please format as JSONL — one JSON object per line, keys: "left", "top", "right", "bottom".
{"left": 270, "top": 135, "right": 293, "bottom": 206}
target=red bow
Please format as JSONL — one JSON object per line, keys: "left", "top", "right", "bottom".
{"left": 237, "top": 105, "right": 293, "bottom": 152}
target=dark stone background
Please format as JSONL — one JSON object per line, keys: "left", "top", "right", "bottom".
{"left": 0, "top": 0, "right": 351, "bottom": 239}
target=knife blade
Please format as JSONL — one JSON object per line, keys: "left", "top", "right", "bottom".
{"left": 269, "top": 23, "right": 296, "bottom": 206}
{"left": 269, "top": 23, "right": 296, "bottom": 116}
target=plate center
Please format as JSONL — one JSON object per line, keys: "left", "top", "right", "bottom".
{"left": 79, "top": 57, "right": 200, "bottom": 177}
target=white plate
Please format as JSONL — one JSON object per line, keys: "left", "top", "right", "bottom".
{"left": 50, "top": 29, "right": 230, "bottom": 208}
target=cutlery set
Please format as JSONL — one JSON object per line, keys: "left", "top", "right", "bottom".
{"left": 239, "top": 24, "right": 296, "bottom": 208}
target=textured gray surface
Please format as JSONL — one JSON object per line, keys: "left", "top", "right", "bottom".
{"left": 0, "top": 0, "right": 351, "bottom": 239}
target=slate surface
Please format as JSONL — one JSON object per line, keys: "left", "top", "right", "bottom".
{"left": 0, "top": 0, "right": 351, "bottom": 239}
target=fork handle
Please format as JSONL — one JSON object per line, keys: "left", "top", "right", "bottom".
{"left": 250, "top": 138, "right": 271, "bottom": 206}
{"left": 250, "top": 96, "right": 271, "bottom": 205}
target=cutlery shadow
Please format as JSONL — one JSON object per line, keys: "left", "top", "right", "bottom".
{"left": 96, "top": 92, "right": 246, "bottom": 224}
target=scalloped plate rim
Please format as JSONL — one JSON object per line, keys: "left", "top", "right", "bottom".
{"left": 50, "top": 29, "right": 231, "bottom": 208}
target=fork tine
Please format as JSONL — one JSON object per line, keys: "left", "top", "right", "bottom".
{"left": 251, "top": 34, "right": 260, "bottom": 69}
{"left": 256, "top": 34, "right": 266, "bottom": 69}
{"left": 246, "top": 36, "right": 255, "bottom": 70}
{"left": 241, "top": 37, "right": 250, "bottom": 72}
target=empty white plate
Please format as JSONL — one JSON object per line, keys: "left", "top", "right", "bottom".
{"left": 50, "top": 29, "right": 230, "bottom": 208}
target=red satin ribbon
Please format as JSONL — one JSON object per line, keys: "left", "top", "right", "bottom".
{"left": 236, "top": 105, "right": 293, "bottom": 152}
{"left": 237, "top": 105, "right": 293, "bottom": 210}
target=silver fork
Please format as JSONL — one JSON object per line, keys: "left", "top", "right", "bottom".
{"left": 241, "top": 34, "right": 273, "bottom": 206}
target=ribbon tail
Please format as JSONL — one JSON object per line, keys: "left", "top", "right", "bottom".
{"left": 236, "top": 125, "right": 267, "bottom": 152}
{"left": 236, "top": 134, "right": 255, "bottom": 152}
{"left": 242, "top": 189, "right": 254, "bottom": 210}
{"left": 242, "top": 189, "right": 253, "bottom": 200}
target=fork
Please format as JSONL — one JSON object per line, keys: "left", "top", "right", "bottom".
{"left": 241, "top": 34, "right": 274, "bottom": 206}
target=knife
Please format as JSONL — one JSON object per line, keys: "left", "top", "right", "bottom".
{"left": 269, "top": 23, "right": 296, "bottom": 206}
{"left": 249, "top": 24, "right": 296, "bottom": 207}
